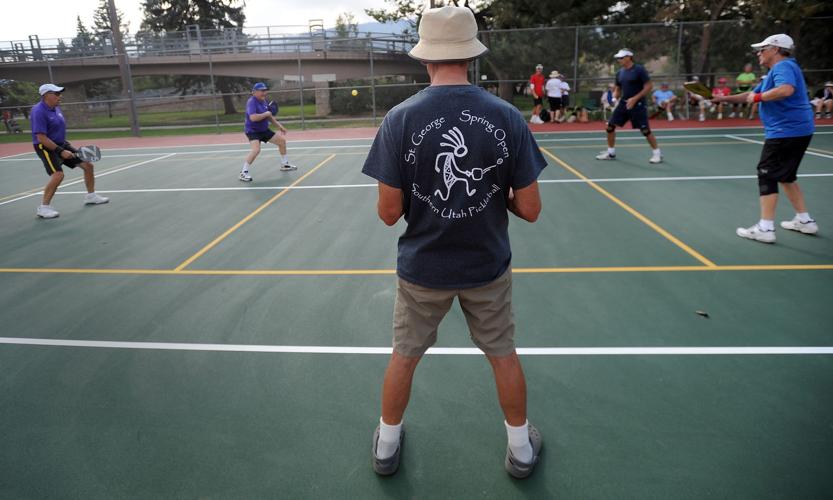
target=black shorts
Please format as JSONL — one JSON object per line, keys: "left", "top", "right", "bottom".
{"left": 246, "top": 130, "right": 275, "bottom": 143}
{"left": 547, "top": 97, "right": 562, "bottom": 110}
{"left": 34, "top": 142, "right": 82, "bottom": 176}
{"left": 560, "top": 94, "right": 569, "bottom": 108}
{"left": 609, "top": 101, "right": 649, "bottom": 129}
{"left": 756, "top": 135, "right": 812, "bottom": 194}
{"left": 533, "top": 97, "right": 543, "bottom": 106}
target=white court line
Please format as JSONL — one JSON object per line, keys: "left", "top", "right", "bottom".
{"left": 2, "top": 129, "right": 830, "bottom": 161}
{"left": 0, "top": 145, "right": 369, "bottom": 162}
{"left": 1, "top": 337, "right": 832, "bottom": 355}
{"left": 0, "top": 151, "right": 32, "bottom": 160}
{"left": 0, "top": 153, "right": 176, "bottom": 206}
{"left": 50, "top": 173, "right": 833, "bottom": 196}
{"left": 725, "top": 134, "right": 833, "bottom": 160}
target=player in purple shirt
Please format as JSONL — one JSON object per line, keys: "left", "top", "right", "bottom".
{"left": 30, "top": 83, "right": 108, "bottom": 219}
{"left": 240, "top": 82, "right": 296, "bottom": 182}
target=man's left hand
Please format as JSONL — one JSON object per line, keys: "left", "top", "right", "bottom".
{"left": 626, "top": 97, "right": 638, "bottom": 109}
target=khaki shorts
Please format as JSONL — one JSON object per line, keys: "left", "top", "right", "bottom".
{"left": 392, "top": 268, "right": 515, "bottom": 357}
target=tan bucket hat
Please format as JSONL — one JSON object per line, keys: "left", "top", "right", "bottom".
{"left": 408, "top": 6, "right": 488, "bottom": 63}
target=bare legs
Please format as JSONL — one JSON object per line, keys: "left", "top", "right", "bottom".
{"left": 380, "top": 350, "right": 528, "bottom": 427}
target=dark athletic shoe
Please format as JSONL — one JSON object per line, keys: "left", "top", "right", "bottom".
{"left": 372, "top": 424, "right": 405, "bottom": 476}
{"left": 505, "top": 424, "right": 543, "bottom": 479}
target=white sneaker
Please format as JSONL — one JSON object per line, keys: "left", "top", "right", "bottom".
{"left": 84, "top": 193, "right": 109, "bottom": 205}
{"left": 780, "top": 216, "right": 819, "bottom": 234}
{"left": 36, "top": 205, "right": 59, "bottom": 219}
{"left": 729, "top": 112, "right": 736, "bottom": 118}
{"left": 595, "top": 151, "right": 616, "bottom": 160}
{"left": 667, "top": 112, "right": 674, "bottom": 121}
{"left": 280, "top": 163, "right": 298, "bottom": 172}
{"left": 717, "top": 112, "right": 723, "bottom": 120}
{"left": 239, "top": 171, "right": 252, "bottom": 182}
{"left": 649, "top": 152, "right": 663, "bottom": 164}
{"left": 699, "top": 114, "right": 705, "bottom": 122}
{"left": 736, "top": 224, "right": 776, "bottom": 243}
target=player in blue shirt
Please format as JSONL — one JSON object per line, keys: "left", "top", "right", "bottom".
{"left": 30, "top": 83, "right": 108, "bottom": 219}
{"left": 240, "top": 82, "right": 296, "bottom": 182}
{"left": 713, "top": 34, "right": 817, "bottom": 243}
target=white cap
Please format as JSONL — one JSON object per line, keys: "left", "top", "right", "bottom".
{"left": 535, "top": 64, "right": 543, "bottom": 69}
{"left": 750, "top": 34, "right": 794, "bottom": 50}
{"left": 614, "top": 48, "right": 634, "bottom": 59}
{"left": 38, "top": 83, "right": 65, "bottom": 95}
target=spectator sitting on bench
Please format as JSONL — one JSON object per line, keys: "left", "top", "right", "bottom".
{"left": 651, "top": 82, "right": 678, "bottom": 121}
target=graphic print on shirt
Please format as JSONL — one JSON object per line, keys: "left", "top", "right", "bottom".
{"left": 433, "top": 126, "right": 498, "bottom": 201}
{"left": 406, "top": 110, "right": 510, "bottom": 220}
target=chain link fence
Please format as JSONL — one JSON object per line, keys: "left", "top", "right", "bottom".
{"left": 2, "top": 18, "right": 831, "bottom": 136}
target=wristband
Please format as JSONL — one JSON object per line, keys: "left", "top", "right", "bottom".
{"left": 753, "top": 93, "right": 763, "bottom": 103}
{"left": 53, "top": 146, "right": 64, "bottom": 155}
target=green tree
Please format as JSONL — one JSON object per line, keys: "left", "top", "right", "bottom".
{"left": 139, "top": 0, "right": 248, "bottom": 114}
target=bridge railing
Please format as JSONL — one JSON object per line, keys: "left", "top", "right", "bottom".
{"left": 0, "top": 27, "right": 417, "bottom": 63}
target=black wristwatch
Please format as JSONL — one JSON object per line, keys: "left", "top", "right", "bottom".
{"left": 53, "top": 146, "right": 65, "bottom": 155}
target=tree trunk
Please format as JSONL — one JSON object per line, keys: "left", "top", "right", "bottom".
{"left": 222, "top": 93, "right": 236, "bottom": 115}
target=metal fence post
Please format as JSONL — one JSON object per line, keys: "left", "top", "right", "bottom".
{"left": 573, "top": 26, "right": 580, "bottom": 94}
{"left": 676, "top": 22, "right": 684, "bottom": 78}
{"left": 46, "top": 58, "right": 54, "bottom": 83}
{"left": 369, "top": 35, "right": 377, "bottom": 127}
{"left": 208, "top": 52, "right": 221, "bottom": 134}
{"left": 297, "top": 44, "right": 305, "bottom": 130}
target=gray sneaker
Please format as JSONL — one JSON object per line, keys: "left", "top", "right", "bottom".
{"left": 505, "top": 424, "right": 543, "bottom": 479}
{"left": 372, "top": 424, "right": 405, "bottom": 476}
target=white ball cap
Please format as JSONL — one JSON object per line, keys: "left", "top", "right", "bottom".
{"left": 750, "top": 34, "right": 794, "bottom": 50}
{"left": 38, "top": 83, "right": 65, "bottom": 95}
{"left": 613, "top": 48, "right": 634, "bottom": 59}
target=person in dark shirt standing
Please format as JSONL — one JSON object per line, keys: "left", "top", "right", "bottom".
{"left": 362, "top": 6, "right": 547, "bottom": 479}
{"left": 596, "top": 48, "right": 663, "bottom": 164}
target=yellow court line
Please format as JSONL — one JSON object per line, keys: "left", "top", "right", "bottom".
{"left": 0, "top": 264, "right": 831, "bottom": 276}
{"left": 540, "top": 147, "right": 718, "bottom": 268}
{"left": 173, "top": 154, "right": 338, "bottom": 271}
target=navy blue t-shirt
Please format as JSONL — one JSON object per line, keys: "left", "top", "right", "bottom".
{"left": 362, "top": 85, "right": 547, "bottom": 289}
{"left": 615, "top": 64, "right": 651, "bottom": 103}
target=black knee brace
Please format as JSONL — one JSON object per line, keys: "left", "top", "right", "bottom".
{"left": 640, "top": 126, "right": 652, "bottom": 137}
{"left": 758, "top": 169, "right": 779, "bottom": 195}
{"left": 606, "top": 123, "right": 616, "bottom": 134}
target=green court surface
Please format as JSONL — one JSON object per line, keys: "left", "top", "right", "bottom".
{"left": 1, "top": 126, "right": 832, "bottom": 498}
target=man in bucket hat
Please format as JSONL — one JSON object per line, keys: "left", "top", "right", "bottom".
{"left": 362, "top": 5, "right": 547, "bottom": 479}
{"left": 712, "top": 34, "right": 818, "bottom": 242}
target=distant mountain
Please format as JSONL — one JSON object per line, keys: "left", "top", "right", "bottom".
{"left": 353, "top": 20, "right": 414, "bottom": 35}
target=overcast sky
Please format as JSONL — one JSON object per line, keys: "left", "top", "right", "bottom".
{"left": 6, "top": 0, "right": 394, "bottom": 41}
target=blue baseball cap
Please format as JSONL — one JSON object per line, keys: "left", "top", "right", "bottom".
{"left": 252, "top": 82, "right": 268, "bottom": 91}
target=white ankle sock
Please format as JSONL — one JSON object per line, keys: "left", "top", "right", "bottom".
{"left": 607, "top": 147, "right": 616, "bottom": 155}
{"left": 652, "top": 148, "right": 661, "bottom": 156}
{"left": 797, "top": 212, "right": 813, "bottom": 223}
{"left": 758, "top": 219, "right": 775, "bottom": 231}
{"left": 376, "top": 417, "right": 402, "bottom": 460}
{"left": 281, "top": 154, "right": 289, "bottom": 165}
{"left": 505, "top": 420, "right": 533, "bottom": 463}
{"left": 241, "top": 162, "right": 249, "bottom": 173}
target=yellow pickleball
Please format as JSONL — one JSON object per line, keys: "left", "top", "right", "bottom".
{"left": 351, "top": 89, "right": 358, "bottom": 96}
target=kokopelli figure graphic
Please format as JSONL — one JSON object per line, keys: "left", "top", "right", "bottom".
{"left": 434, "top": 127, "right": 498, "bottom": 201}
